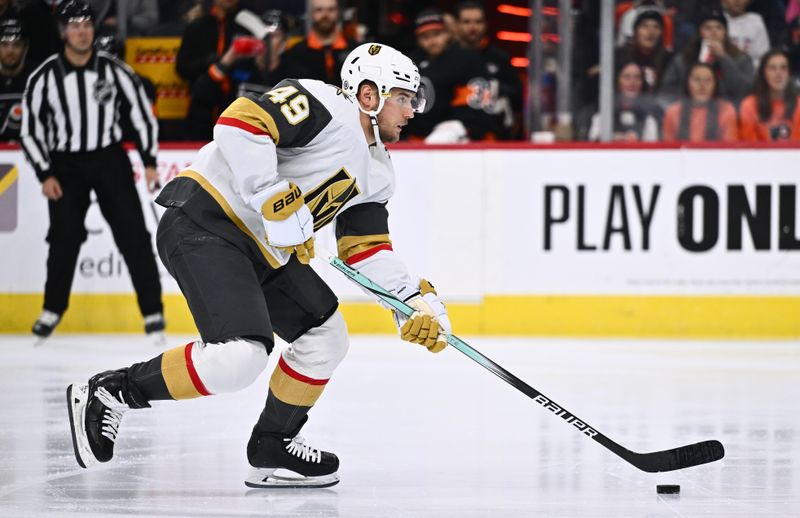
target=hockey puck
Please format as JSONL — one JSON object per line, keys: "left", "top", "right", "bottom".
{"left": 656, "top": 484, "right": 680, "bottom": 494}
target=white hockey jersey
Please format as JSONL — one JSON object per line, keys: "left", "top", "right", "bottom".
{"left": 157, "top": 79, "right": 395, "bottom": 269}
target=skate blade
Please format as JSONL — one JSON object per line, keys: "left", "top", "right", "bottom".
{"left": 66, "top": 384, "right": 98, "bottom": 469}
{"left": 33, "top": 335, "right": 50, "bottom": 347}
{"left": 244, "top": 468, "right": 340, "bottom": 489}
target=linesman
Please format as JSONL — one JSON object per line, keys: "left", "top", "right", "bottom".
{"left": 21, "top": 0, "right": 164, "bottom": 340}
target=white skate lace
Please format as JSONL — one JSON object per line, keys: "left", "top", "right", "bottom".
{"left": 94, "top": 387, "right": 130, "bottom": 442}
{"left": 284, "top": 435, "right": 322, "bottom": 463}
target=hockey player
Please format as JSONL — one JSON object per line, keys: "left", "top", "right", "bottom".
{"left": 66, "top": 42, "right": 452, "bottom": 489}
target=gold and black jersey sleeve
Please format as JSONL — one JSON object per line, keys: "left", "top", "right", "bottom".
{"left": 218, "top": 79, "right": 333, "bottom": 148}
{"left": 335, "top": 202, "right": 393, "bottom": 265}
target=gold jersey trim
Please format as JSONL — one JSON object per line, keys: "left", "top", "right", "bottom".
{"left": 220, "top": 96, "right": 282, "bottom": 144}
{"left": 337, "top": 233, "right": 392, "bottom": 263}
{"left": 178, "top": 169, "right": 282, "bottom": 269}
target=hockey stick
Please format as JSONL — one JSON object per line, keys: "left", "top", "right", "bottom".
{"left": 319, "top": 248, "right": 725, "bottom": 473}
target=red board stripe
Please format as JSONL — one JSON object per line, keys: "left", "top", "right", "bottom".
{"left": 278, "top": 356, "right": 329, "bottom": 385}
{"left": 184, "top": 343, "right": 211, "bottom": 396}
{"left": 346, "top": 243, "right": 393, "bottom": 265}
{"left": 216, "top": 116, "right": 272, "bottom": 136}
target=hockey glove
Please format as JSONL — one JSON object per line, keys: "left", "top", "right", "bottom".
{"left": 396, "top": 279, "right": 451, "bottom": 353}
{"left": 250, "top": 181, "right": 315, "bottom": 264}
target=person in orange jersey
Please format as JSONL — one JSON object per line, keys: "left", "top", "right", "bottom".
{"left": 739, "top": 49, "right": 800, "bottom": 141}
{"left": 663, "top": 62, "right": 739, "bottom": 141}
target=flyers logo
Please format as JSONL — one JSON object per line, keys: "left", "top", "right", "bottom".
{"left": 368, "top": 44, "right": 382, "bottom": 55}
{"left": 304, "top": 168, "right": 360, "bottom": 231}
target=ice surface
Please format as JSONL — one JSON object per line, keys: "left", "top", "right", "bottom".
{"left": 0, "top": 335, "right": 797, "bottom": 517}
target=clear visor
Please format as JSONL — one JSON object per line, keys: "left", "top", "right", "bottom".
{"left": 383, "top": 85, "right": 427, "bottom": 113}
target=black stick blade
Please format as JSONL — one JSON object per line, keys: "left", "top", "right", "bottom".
{"left": 633, "top": 440, "right": 725, "bottom": 473}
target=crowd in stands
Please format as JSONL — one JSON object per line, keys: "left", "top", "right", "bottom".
{"left": 3, "top": 0, "right": 800, "bottom": 144}
{"left": 576, "top": 0, "right": 800, "bottom": 143}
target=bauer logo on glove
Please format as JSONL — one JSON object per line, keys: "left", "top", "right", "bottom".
{"left": 249, "top": 181, "right": 315, "bottom": 264}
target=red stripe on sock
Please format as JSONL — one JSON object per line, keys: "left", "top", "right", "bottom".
{"left": 216, "top": 116, "right": 272, "bottom": 137}
{"left": 346, "top": 243, "right": 393, "bottom": 265}
{"left": 184, "top": 343, "right": 211, "bottom": 396}
{"left": 278, "top": 356, "right": 329, "bottom": 385}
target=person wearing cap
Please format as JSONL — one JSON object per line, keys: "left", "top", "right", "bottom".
{"left": 405, "top": 8, "right": 492, "bottom": 142}
{"left": 0, "top": 18, "right": 36, "bottom": 141}
{"left": 20, "top": 0, "right": 164, "bottom": 341}
{"left": 615, "top": 9, "right": 673, "bottom": 94}
{"left": 722, "top": 0, "right": 770, "bottom": 68}
{"left": 615, "top": 0, "right": 675, "bottom": 50}
{"left": 64, "top": 42, "right": 453, "bottom": 490}
{"left": 453, "top": 0, "right": 522, "bottom": 140}
{"left": 660, "top": 9, "right": 754, "bottom": 105}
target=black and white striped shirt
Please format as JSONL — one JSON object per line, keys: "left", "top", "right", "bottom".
{"left": 21, "top": 50, "right": 158, "bottom": 181}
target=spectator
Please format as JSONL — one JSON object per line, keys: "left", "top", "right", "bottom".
{"left": 661, "top": 9, "right": 754, "bottom": 105}
{"left": 617, "top": 0, "right": 675, "bottom": 50}
{"left": 786, "top": 12, "right": 800, "bottom": 87}
{"left": 748, "top": 0, "right": 787, "bottom": 48}
{"left": 17, "top": 0, "right": 62, "bottom": 65}
{"left": 739, "top": 49, "right": 800, "bottom": 140}
{"left": 405, "top": 9, "right": 491, "bottom": 142}
{"left": 87, "top": 0, "right": 159, "bottom": 37}
{"left": 722, "top": 0, "right": 770, "bottom": 68}
{"left": 616, "top": 10, "right": 673, "bottom": 92}
{"left": 663, "top": 62, "right": 739, "bottom": 141}
{"left": 270, "top": 0, "right": 354, "bottom": 85}
{"left": 453, "top": 0, "right": 522, "bottom": 139}
{"left": 0, "top": 0, "right": 15, "bottom": 21}
{"left": 176, "top": 0, "right": 269, "bottom": 140}
{"left": 21, "top": 0, "right": 164, "bottom": 340}
{"left": 0, "top": 18, "right": 36, "bottom": 141}
{"left": 589, "top": 61, "right": 661, "bottom": 142}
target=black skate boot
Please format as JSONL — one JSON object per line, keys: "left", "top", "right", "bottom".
{"left": 32, "top": 310, "right": 61, "bottom": 342}
{"left": 66, "top": 369, "right": 150, "bottom": 468}
{"left": 143, "top": 313, "right": 166, "bottom": 346}
{"left": 245, "top": 425, "right": 340, "bottom": 488}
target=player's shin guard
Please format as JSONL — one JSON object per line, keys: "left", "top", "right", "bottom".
{"left": 126, "top": 338, "right": 269, "bottom": 401}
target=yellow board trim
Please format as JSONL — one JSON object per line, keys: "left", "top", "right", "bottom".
{"left": 269, "top": 366, "right": 326, "bottom": 407}
{"left": 178, "top": 170, "right": 281, "bottom": 268}
{"left": 161, "top": 344, "right": 205, "bottom": 400}
{"left": 0, "top": 166, "right": 18, "bottom": 196}
{"left": 1, "top": 293, "right": 798, "bottom": 338}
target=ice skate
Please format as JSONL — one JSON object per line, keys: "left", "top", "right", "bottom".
{"left": 67, "top": 369, "right": 147, "bottom": 468}
{"left": 245, "top": 433, "right": 340, "bottom": 489}
{"left": 144, "top": 313, "right": 166, "bottom": 346}
{"left": 32, "top": 310, "right": 60, "bottom": 345}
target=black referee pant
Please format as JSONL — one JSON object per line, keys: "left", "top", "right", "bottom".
{"left": 43, "top": 144, "right": 163, "bottom": 318}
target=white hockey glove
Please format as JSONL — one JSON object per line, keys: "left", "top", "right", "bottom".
{"left": 394, "top": 279, "right": 451, "bottom": 353}
{"left": 249, "top": 180, "right": 314, "bottom": 264}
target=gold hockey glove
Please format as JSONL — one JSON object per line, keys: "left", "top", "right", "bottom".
{"left": 253, "top": 181, "right": 315, "bottom": 264}
{"left": 398, "top": 279, "right": 451, "bottom": 353}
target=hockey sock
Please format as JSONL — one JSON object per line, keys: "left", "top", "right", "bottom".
{"left": 253, "top": 354, "right": 329, "bottom": 436}
{"left": 127, "top": 342, "right": 210, "bottom": 401}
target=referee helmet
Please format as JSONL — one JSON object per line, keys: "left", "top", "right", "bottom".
{"left": 57, "top": 0, "right": 95, "bottom": 27}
